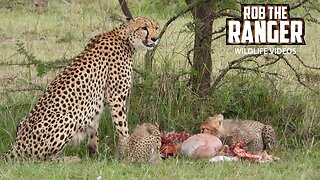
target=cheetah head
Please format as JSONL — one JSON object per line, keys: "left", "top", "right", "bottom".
{"left": 200, "top": 114, "right": 224, "bottom": 137}
{"left": 126, "top": 17, "right": 159, "bottom": 50}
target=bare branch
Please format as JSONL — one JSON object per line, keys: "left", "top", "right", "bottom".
{"left": 144, "top": 1, "right": 196, "bottom": 62}
{"left": 230, "top": 66, "right": 282, "bottom": 77}
{"left": 307, "top": 1, "right": 320, "bottom": 12}
{"left": 212, "top": 34, "right": 225, "bottom": 41}
{"left": 2, "top": 87, "right": 44, "bottom": 93}
{"left": 290, "top": 0, "right": 309, "bottom": 10}
{"left": 217, "top": 7, "right": 241, "bottom": 14}
{"left": 305, "top": 17, "right": 320, "bottom": 24}
{"left": 302, "top": 4, "right": 320, "bottom": 24}
{"left": 0, "top": 62, "right": 66, "bottom": 69}
{"left": 158, "top": 3, "right": 195, "bottom": 43}
{"left": 212, "top": 27, "right": 226, "bottom": 35}
{"left": 293, "top": 54, "right": 320, "bottom": 70}
{"left": 118, "top": 0, "right": 133, "bottom": 19}
{"left": 208, "top": 51, "right": 320, "bottom": 95}
{"left": 187, "top": 48, "right": 194, "bottom": 67}
{"left": 211, "top": 26, "right": 226, "bottom": 41}
{"left": 214, "top": 12, "right": 240, "bottom": 19}
{"left": 228, "top": 54, "right": 263, "bottom": 67}
{"left": 277, "top": 54, "right": 319, "bottom": 94}
{"left": 208, "top": 54, "right": 263, "bottom": 94}
{"left": 258, "top": 56, "right": 281, "bottom": 68}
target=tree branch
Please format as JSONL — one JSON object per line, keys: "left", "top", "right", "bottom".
{"left": 230, "top": 66, "right": 282, "bottom": 77}
{"left": 307, "top": 1, "right": 320, "bottom": 12}
{"left": 144, "top": 1, "right": 196, "bottom": 63}
{"left": 212, "top": 34, "right": 225, "bottom": 41}
{"left": 213, "top": 12, "right": 240, "bottom": 19}
{"left": 302, "top": 4, "right": 320, "bottom": 24}
{"left": 213, "top": 27, "right": 226, "bottom": 34}
{"left": 208, "top": 54, "right": 263, "bottom": 94}
{"left": 257, "top": 56, "right": 281, "bottom": 68}
{"left": 277, "top": 54, "right": 319, "bottom": 94}
{"left": 290, "top": 0, "right": 309, "bottom": 10}
{"left": 118, "top": 0, "right": 133, "bottom": 19}
{"left": 2, "top": 87, "right": 44, "bottom": 93}
{"left": 293, "top": 54, "right": 320, "bottom": 70}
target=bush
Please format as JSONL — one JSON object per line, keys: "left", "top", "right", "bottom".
{"left": 1, "top": 57, "right": 318, "bottom": 156}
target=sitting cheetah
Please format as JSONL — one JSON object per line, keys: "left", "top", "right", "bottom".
{"left": 127, "top": 123, "right": 161, "bottom": 163}
{"left": 1, "top": 17, "right": 159, "bottom": 161}
{"left": 200, "top": 114, "right": 276, "bottom": 153}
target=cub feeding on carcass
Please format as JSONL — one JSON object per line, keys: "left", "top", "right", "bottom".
{"left": 200, "top": 114, "right": 276, "bottom": 153}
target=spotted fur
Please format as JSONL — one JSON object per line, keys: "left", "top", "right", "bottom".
{"left": 1, "top": 17, "right": 159, "bottom": 161}
{"left": 200, "top": 114, "right": 276, "bottom": 153}
{"left": 127, "top": 123, "right": 161, "bottom": 163}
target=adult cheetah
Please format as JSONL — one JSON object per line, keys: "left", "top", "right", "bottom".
{"left": 1, "top": 17, "right": 159, "bottom": 161}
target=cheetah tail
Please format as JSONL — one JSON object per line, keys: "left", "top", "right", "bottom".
{"left": 262, "top": 125, "right": 276, "bottom": 150}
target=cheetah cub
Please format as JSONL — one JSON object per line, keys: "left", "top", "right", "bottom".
{"left": 126, "top": 123, "right": 161, "bottom": 163}
{"left": 200, "top": 114, "right": 276, "bottom": 153}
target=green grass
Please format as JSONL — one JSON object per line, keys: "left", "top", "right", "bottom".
{"left": 0, "top": 0, "right": 320, "bottom": 179}
{"left": 0, "top": 148, "right": 319, "bottom": 179}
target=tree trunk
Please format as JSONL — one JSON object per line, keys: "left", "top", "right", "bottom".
{"left": 186, "top": 0, "right": 213, "bottom": 97}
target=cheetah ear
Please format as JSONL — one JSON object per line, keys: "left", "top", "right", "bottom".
{"left": 125, "top": 16, "right": 133, "bottom": 21}
{"left": 216, "top": 115, "right": 223, "bottom": 127}
{"left": 154, "top": 122, "right": 159, "bottom": 128}
{"left": 217, "top": 114, "right": 224, "bottom": 121}
{"left": 122, "top": 15, "right": 133, "bottom": 23}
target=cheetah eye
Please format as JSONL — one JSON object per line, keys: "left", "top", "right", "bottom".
{"left": 141, "top": 27, "right": 148, "bottom": 31}
{"left": 201, "top": 128, "right": 209, "bottom": 133}
{"left": 155, "top": 27, "right": 159, "bottom": 30}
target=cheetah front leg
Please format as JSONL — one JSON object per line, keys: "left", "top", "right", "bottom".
{"left": 108, "top": 100, "right": 129, "bottom": 157}
{"left": 105, "top": 62, "right": 132, "bottom": 157}
{"left": 106, "top": 83, "right": 130, "bottom": 157}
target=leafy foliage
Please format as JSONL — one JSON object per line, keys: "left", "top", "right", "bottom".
{"left": 15, "top": 42, "right": 69, "bottom": 77}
